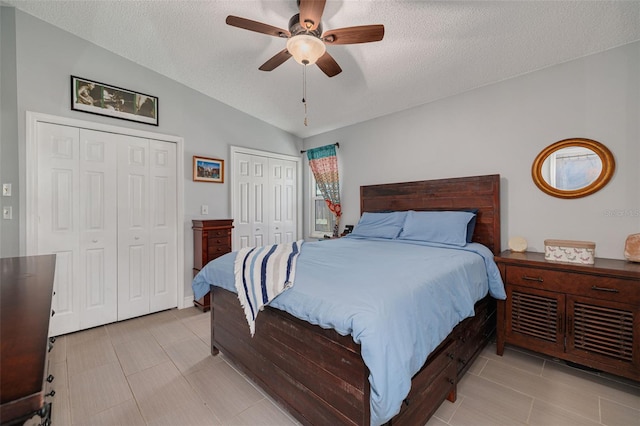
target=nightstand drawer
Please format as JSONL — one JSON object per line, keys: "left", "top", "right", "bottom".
{"left": 505, "top": 265, "right": 640, "bottom": 304}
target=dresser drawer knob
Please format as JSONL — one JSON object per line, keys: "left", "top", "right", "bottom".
{"left": 522, "top": 275, "right": 543, "bottom": 282}
{"left": 590, "top": 285, "right": 619, "bottom": 293}
{"left": 448, "top": 378, "right": 455, "bottom": 385}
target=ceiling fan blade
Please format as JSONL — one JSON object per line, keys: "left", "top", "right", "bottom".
{"left": 259, "top": 49, "right": 293, "bottom": 71}
{"left": 322, "top": 25, "right": 384, "bottom": 45}
{"left": 299, "top": 0, "right": 326, "bottom": 31}
{"left": 226, "top": 15, "right": 290, "bottom": 38}
{"left": 316, "top": 52, "right": 342, "bottom": 77}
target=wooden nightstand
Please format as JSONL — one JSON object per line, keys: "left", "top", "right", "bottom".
{"left": 495, "top": 250, "right": 640, "bottom": 382}
{"left": 192, "top": 219, "right": 233, "bottom": 311}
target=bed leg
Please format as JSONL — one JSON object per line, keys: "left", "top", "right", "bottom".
{"left": 446, "top": 386, "right": 457, "bottom": 403}
{"left": 496, "top": 299, "right": 505, "bottom": 355}
{"left": 210, "top": 288, "right": 219, "bottom": 356}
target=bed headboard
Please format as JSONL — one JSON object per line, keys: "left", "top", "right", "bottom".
{"left": 360, "top": 174, "right": 501, "bottom": 255}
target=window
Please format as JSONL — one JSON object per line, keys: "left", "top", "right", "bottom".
{"left": 309, "top": 173, "right": 336, "bottom": 238}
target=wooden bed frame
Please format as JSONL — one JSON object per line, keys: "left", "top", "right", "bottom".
{"left": 209, "top": 174, "right": 501, "bottom": 425}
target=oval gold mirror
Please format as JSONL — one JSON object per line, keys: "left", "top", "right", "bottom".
{"left": 532, "top": 138, "right": 615, "bottom": 199}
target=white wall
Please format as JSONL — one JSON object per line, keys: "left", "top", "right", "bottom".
{"left": 303, "top": 41, "right": 640, "bottom": 260}
{"left": 0, "top": 7, "right": 20, "bottom": 258}
{"left": 1, "top": 7, "right": 302, "bottom": 301}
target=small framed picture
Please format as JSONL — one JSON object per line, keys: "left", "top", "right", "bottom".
{"left": 193, "top": 156, "right": 224, "bottom": 183}
{"left": 71, "top": 76, "right": 158, "bottom": 126}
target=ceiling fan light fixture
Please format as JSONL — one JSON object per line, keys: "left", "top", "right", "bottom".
{"left": 286, "top": 34, "right": 326, "bottom": 65}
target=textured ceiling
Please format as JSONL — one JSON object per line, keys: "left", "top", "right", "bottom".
{"left": 4, "top": 1, "right": 640, "bottom": 138}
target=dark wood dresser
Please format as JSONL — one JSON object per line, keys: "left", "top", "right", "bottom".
{"left": 192, "top": 219, "right": 233, "bottom": 311}
{"left": 1, "top": 255, "right": 56, "bottom": 426}
{"left": 495, "top": 250, "right": 640, "bottom": 381}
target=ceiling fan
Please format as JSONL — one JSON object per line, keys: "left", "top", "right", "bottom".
{"left": 226, "top": 0, "right": 384, "bottom": 77}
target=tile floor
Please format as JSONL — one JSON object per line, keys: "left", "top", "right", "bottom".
{"left": 44, "top": 307, "right": 639, "bottom": 426}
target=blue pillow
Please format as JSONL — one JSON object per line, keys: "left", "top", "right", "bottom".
{"left": 464, "top": 208, "right": 479, "bottom": 243}
{"left": 350, "top": 211, "right": 407, "bottom": 239}
{"left": 398, "top": 210, "right": 477, "bottom": 246}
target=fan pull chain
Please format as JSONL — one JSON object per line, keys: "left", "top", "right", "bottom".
{"left": 302, "top": 64, "right": 308, "bottom": 126}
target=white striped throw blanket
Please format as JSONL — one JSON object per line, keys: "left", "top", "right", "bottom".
{"left": 234, "top": 240, "right": 304, "bottom": 336}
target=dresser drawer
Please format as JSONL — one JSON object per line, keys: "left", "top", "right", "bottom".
{"left": 208, "top": 229, "right": 230, "bottom": 239}
{"left": 505, "top": 265, "right": 640, "bottom": 305}
{"left": 207, "top": 243, "right": 231, "bottom": 259}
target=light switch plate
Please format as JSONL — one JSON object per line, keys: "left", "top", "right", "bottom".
{"left": 2, "top": 184, "right": 11, "bottom": 196}
{"left": 201, "top": 205, "right": 209, "bottom": 215}
{"left": 2, "top": 206, "right": 12, "bottom": 220}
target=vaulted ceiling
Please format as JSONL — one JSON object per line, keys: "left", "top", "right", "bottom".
{"left": 5, "top": 1, "right": 640, "bottom": 138}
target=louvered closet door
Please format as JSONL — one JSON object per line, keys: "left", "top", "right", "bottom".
{"left": 37, "top": 123, "right": 82, "bottom": 336}
{"left": 234, "top": 153, "right": 269, "bottom": 249}
{"left": 148, "top": 140, "right": 177, "bottom": 312}
{"left": 566, "top": 295, "right": 637, "bottom": 370}
{"left": 78, "top": 130, "right": 118, "bottom": 329}
{"left": 269, "top": 158, "right": 297, "bottom": 244}
{"left": 505, "top": 285, "right": 566, "bottom": 354}
{"left": 117, "top": 137, "right": 151, "bottom": 320}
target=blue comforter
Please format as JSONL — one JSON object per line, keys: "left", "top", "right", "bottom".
{"left": 192, "top": 236, "right": 505, "bottom": 425}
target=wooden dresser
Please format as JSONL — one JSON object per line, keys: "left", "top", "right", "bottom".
{"left": 1, "top": 255, "right": 57, "bottom": 426}
{"left": 192, "top": 219, "right": 233, "bottom": 311}
{"left": 495, "top": 250, "right": 640, "bottom": 381}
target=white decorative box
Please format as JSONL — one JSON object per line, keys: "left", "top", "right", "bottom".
{"left": 544, "top": 239, "right": 595, "bottom": 264}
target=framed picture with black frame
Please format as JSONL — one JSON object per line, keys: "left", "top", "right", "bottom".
{"left": 71, "top": 76, "right": 158, "bottom": 126}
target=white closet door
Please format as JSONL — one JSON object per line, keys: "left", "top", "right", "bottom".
{"left": 79, "top": 129, "right": 118, "bottom": 329}
{"left": 37, "top": 123, "right": 81, "bottom": 336}
{"left": 117, "top": 137, "right": 150, "bottom": 320}
{"left": 269, "top": 158, "right": 297, "bottom": 244}
{"left": 234, "top": 153, "right": 269, "bottom": 249}
{"left": 148, "top": 140, "right": 177, "bottom": 312}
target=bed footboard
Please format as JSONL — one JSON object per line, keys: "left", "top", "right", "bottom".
{"left": 210, "top": 287, "right": 495, "bottom": 426}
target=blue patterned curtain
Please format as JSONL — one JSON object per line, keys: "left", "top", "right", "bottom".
{"left": 307, "top": 144, "right": 341, "bottom": 237}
